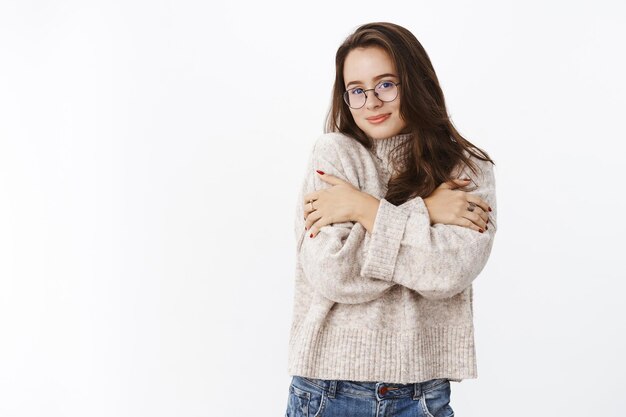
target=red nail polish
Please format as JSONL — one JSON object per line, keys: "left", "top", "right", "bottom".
{"left": 485, "top": 225, "right": 488, "bottom": 230}
{"left": 310, "top": 233, "right": 314, "bottom": 238}
{"left": 316, "top": 170, "right": 325, "bottom": 175}
{"left": 488, "top": 207, "right": 492, "bottom": 212}
{"left": 479, "top": 229, "right": 484, "bottom": 233}
{"left": 486, "top": 219, "right": 489, "bottom": 224}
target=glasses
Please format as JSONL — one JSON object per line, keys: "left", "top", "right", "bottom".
{"left": 343, "top": 81, "right": 401, "bottom": 109}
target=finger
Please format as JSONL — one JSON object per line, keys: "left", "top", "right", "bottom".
{"left": 304, "top": 210, "right": 322, "bottom": 231}
{"left": 454, "top": 215, "right": 483, "bottom": 233}
{"left": 440, "top": 178, "right": 471, "bottom": 189}
{"left": 466, "top": 194, "right": 491, "bottom": 214}
{"left": 303, "top": 199, "right": 317, "bottom": 218}
{"left": 308, "top": 215, "right": 332, "bottom": 238}
{"left": 478, "top": 208, "right": 489, "bottom": 226}
{"left": 461, "top": 211, "right": 487, "bottom": 232}
{"left": 315, "top": 170, "right": 344, "bottom": 185}
{"left": 303, "top": 198, "right": 319, "bottom": 215}
{"left": 466, "top": 204, "right": 488, "bottom": 225}
{"left": 303, "top": 192, "right": 319, "bottom": 206}
{"left": 308, "top": 218, "right": 322, "bottom": 237}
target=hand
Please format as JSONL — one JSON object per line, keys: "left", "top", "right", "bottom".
{"left": 303, "top": 171, "right": 362, "bottom": 237}
{"left": 423, "top": 178, "right": 492, "bottom": 232}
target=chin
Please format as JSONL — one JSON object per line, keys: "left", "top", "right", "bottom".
{"left": 361, "top": 126, "right": 406, "bottom": 140}
{"left": 357, "top": 116, "right": 407, "bottom": 139}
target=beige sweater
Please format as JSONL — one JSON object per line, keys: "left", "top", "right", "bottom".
{"left": 287, "top": 132, "right": 497, "bottom": 383}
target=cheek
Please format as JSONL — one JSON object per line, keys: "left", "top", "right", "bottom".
{"left": 394, "top": 105, "right": 406, "bottom": 122}
{"left": 350, "top": 110, "right": 365, "bottom": 127}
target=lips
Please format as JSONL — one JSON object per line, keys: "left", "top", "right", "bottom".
{"left": 366, "top": 113, "right": 391, "bottom": 124}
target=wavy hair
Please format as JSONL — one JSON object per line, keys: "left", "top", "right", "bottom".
{"left": 325, "top": 22, "right": 495, "bottom": 205}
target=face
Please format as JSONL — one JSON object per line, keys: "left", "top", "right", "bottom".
{"left": 343, "top": 46, "right": 409, "bottom": 140}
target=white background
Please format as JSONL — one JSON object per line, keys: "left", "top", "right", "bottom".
{"left": 1, "top": 1, "right": 625, "bottom": 416}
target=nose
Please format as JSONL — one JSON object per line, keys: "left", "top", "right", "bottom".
{"left": 365, "top": 91, "right": 383, "bottom": 110}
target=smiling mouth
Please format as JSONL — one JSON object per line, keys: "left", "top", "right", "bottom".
{"left": 367, "top": 114, "right": 391, "bottom": 123}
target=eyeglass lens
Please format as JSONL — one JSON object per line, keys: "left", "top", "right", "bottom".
{"left": 344, "top": 81, "right": 399, "bottom": 109}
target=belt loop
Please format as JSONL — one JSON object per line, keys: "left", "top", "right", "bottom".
{"left": 413, "top": 382, "right": 422, "bottom": 400}
{"left": 328, "top": 380, "right": 337, "bottom": 398}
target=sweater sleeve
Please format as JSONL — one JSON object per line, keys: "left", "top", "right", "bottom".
{"left": 294, "top": 138, "right": 397, "bottom": 304}
{"left": 360, "top": 158, "right": 498, "bottom": 300}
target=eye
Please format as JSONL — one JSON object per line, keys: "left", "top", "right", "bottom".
{"left": 350, "top": 88, "right": 364, "bottom": 95}
{"left": 378, "top": 81, "right": 394, "bottom": 89}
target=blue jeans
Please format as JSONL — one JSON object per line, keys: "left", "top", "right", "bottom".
{"left": 285, "top": 375, "right": 455, "bottom": 417}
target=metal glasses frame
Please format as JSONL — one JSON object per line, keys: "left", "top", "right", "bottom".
{"left": 343, "top": 81, "right": 402, "bottom": 109}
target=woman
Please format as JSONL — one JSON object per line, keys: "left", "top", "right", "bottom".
{"left": 286, "top": 22, "right": 497, "bottom": 417}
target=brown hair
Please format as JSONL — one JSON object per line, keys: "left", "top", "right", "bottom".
{"left": 325, "top": 22, "right": 495, "bottom": 205}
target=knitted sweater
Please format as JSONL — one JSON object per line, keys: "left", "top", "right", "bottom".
{"left": 287, "top": 131, "right": 497, "bottom": 384}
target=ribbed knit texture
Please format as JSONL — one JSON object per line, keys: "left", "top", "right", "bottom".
{"left": 369, "top": 132, "right": 413, "bottom": 177}
{"left": 288, "top": 132, "right": 497, "bottom": 384}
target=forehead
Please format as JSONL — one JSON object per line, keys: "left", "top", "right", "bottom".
{"left": 343, "top": 46, "right": 397, "bottom": 84}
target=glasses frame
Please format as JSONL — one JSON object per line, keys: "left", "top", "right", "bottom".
{"left": 343, "top": 81, "right": 402, "bottom": 109}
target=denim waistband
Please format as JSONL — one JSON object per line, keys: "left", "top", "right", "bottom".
{"left": 290, "top": 375, "right": 449, "bottom": 401}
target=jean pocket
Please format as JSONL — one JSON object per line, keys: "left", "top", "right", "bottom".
{"left": 420, "top": 379, "right": 454, "bottom": 417}
{"left": 287, "top": 383, "right": 310, "bottom": 417}
{"left": 286, "top": 379, "right": 326, "bottom": 417}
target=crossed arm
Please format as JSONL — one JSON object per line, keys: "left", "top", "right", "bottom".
{"left": 294, "top": 137, "right": 497, "bottom": 304}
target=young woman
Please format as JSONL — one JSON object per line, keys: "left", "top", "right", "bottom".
{"left": 285, "top": 22, "right": 497, "bottom": 417}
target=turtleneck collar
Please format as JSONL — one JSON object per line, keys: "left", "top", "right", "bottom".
{"left": 370, "top": 132, "right": 413, "bottom": 176}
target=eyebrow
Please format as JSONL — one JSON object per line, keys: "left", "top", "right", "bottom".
{"left": 345, "top": 73, "right": 398, "bottom": 89}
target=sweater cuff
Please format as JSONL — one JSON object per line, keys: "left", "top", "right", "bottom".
{"left": 360, "top": 198, "right": 410, "bottom": 281}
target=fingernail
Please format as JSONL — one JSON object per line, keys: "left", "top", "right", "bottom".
{"left": 485, "top": 225, "right": 488, "bottom": 230}
{"left": 316, "top": 170, "right": 325, "bottom": 175}
{"left": 479, "top": 228, "right": 484, "bottom": 233}
{"left": 486, "top": 219, "right": 489, "bottom": 224}
{"left": 488, "top": 207, "right": 492, "bottom": 212}
{"left": 309, "top": 233, "right": 314, "bottom": 238}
